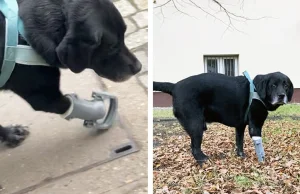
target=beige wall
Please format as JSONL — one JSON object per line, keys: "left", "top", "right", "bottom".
{"left": 153, "top": 0, "right": 300, "bottom": 87}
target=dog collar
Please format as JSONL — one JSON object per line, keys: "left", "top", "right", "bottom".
{"left": 0, "top": 0, "right": 49, "bottom": 88}
{"left": 243, "top": 71, "right": 266, "bottom": 122}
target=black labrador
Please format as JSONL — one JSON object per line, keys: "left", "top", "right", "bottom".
{"left": 154, "top": 72, "right": 293, "bottom": 164}
{"left": 0, "top": 0, "right": 142, "bottom": 147}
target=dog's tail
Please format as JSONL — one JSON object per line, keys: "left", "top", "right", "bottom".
{"left": 153, "top": 81, "right": 175, "bottom": 96}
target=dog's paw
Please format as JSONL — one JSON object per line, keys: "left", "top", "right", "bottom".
{"left": 4, "top": 125, "right": 30, "bottom": 148}
{"left": 196, "top": 155, "right": 209, "bottom": 167}
{"left": 236, "top": 151, "right": 246, "bottom": 158}
{"left": 198, "top": 154, "right": 209, "bottom": 161}
{"left": 192, "top": 149, "right": 209, "bottom": 165}
{"left": 196, "top": 157, "right": 208, "bottom": 165}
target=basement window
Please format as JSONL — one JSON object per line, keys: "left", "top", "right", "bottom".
{"left": 204, "top": 55, "right": 239, "bottom": 76}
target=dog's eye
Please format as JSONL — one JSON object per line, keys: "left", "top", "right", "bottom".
{"left": 109, "top": 45, "right": 117, "bottom": 50}
{"left": 109, "top": 42, "right": 121, "bottom": 51}
{"left": 284, "top": 84, "right": 289, "bottom": 89}
{"left": 107, "top": 44, "right": 120, "bottom": 56}
{"left": 272, "top": 84, "right": 277, "bottom": 88}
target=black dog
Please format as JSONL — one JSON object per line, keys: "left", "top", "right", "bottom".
{"left": 154, "top": 72, "right": 293, "bottom": 164}
{"left": 0, "top": 0, "right": 142, "bottom": 147}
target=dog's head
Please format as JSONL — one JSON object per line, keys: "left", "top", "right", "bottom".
{"left": 56, "top": 0, "right": 141, "bottom": 82}
{"left": 253, "top": 72, "right": 294, "bottom": 110}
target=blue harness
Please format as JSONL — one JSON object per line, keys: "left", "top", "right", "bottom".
{"left": 243, "top": 71, "right": 265, "bottom": 122}
{"left": 0, "top": 0, "right": 48, "bottom": 88}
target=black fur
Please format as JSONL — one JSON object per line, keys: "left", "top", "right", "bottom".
{"left": 153, "top": 72, "right": 294, "bottom": 165}
{"left": 0, "top": 0, "right": 141, "bottom": 147}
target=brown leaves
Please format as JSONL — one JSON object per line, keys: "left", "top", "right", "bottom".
{"left": 153, "top": 120, "right": 300, "bottom": 194}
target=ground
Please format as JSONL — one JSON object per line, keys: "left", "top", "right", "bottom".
{"left": 0, "top": 0, "right": 148, "bottom": 193}
{"left": 153, "top": 105, "right": 300, "bottom": 194}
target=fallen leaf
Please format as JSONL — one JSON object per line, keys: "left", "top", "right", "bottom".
{"left": 285, "top": 160, "right": 295, "bottom": 167}
{"left": 220, "top": 169, "right": 228, "bottom": 174}
{"left": 153, "top": 121, "right": 300, "bottom": 193}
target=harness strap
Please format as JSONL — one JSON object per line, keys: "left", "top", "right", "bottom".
{"left": 0, "top": 0, "right": 19, "bottom": 87}
{"left": 0, "top": 0, "right": 49, "bottom": 88}
{"left": 253, "top": 92, "right": 266, "bottom": 107}
{"left": 15, "top": 45, "right": 47, "bottom": 66}
{"left": 243, "top": 71, "right": 265, "bottom": 122}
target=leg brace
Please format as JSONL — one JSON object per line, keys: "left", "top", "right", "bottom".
{"left": 62, "top": 94, "right": 106, "bottom": 121}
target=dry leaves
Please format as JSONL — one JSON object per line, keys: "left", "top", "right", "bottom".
{"left": 153, "top": 120, "right": 300, "bottom": 194}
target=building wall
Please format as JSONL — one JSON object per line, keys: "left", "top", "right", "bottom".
{"left": 153, "top": 0, "right": 300, "bottom": 87}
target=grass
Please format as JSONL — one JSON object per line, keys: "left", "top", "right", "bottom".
{"left": 153, "top": 108, "right": 174, "bottom": 118}
{"left": 153, "top": 104, "right": 300, "bottom": 119}
{"left": 183, "top": 188, "right": 192, "bottom": 194}
{"left": 234, "top": 175, "right": 253, "bottom": 189}
{"left": 233, "top": 171, "right": 267, "bottom": 189}
{"left": 269, "top": 104, "right": 300, "bottom": 117}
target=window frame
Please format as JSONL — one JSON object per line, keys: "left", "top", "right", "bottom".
{"left": 203, "top": 55, "right": 239, "bottom": 76}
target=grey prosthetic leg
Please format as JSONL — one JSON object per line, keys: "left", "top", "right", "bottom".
{"left": 252, "top": 136, "right": 265, "bottom": 162}
{"left": 62, "top": 92, "right": 118, "bottom": 130}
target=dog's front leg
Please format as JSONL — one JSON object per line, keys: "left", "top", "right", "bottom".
{"left": 235, "top": 125, "right": 246, "bottom": 158}
{"left": 19, "top": 91, "right": 107, "bottom": 126}
{"left": 0, "top": 91, "right": 101, "bottom": 147}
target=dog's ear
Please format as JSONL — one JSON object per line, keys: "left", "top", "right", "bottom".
{"left": 56, "top": 28, "right": 102, "bottom": 73}
{"left": 287, "top": 77, "right": 294, "bottom": 102}
{"left": 253, "top": 75, "right": 268, "bottom": 100}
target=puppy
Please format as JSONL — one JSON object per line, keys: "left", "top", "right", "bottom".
{"left": 0, "top": 0, "right": 142, "bottom": 147}
{"left": 154, "top": 72, "right": 294, "bottom": 164}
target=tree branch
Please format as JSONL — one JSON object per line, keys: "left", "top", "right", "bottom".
{"left": 154, "top": 0, "right": 272, "bottom": 34}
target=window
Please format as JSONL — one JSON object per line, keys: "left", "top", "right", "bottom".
{"left": 207, "top": 59, "right": 218, "bottom": 73}
{"left": 204, "top": 55, "right": 239, "bottom": 76}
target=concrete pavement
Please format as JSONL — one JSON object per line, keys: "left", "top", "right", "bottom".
{"left": 0, "top": 0, "right": 148, "bottom": 193}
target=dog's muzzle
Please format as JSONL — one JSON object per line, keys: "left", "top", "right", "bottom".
{"left": 271, "top": 94, "right": 288, "bottom": 105}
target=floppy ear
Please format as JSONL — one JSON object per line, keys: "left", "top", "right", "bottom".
{"left": 56, "top": 29, "right": 102, "bottom": 73}
{"left": 287, "top": 78, "right": 294, "bottom": 102}
{"left": 253, "top": 75, "right": 268, "bottom": 100}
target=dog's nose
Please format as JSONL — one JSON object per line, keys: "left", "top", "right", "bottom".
{"left": 278, "top": 94, "right": 285, "bottom": 99}
{"left": 130, "top": 60, "right": 142, "bottom": 74}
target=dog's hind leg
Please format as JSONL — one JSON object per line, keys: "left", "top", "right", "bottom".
{"left": 175, "top": 106, "right": 208, "bottom": 165}
{"left": 235, "top": 125, "right": 246, "bottom": 158}
{"left": 190, "top": 123, "right": 208, "bottom": 165}
{"left": 0, "top": 125, "right": 29, "bottom": 147}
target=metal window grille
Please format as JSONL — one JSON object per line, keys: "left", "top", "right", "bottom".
{"left": 224, "top": 59, "right": 235, "bottom": 76}
{"left": 207, "top": 59, "right": 218, "bottom": 73}
{"left": 204, "top": 55, "right": 239, "bottom": 76}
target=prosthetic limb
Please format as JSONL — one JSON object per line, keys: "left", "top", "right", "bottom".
{"left": 252, "top": 136, "right": 265, "bottom": 162}
{"left": 62, "top": 91, "right": 118, "bottom": 130}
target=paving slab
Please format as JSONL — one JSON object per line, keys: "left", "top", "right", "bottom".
{"left": 114, "top": 1, "right": 137, "bottom": 17}
{"left": 0, "top": 70, "right": 139, "bottom": 194}
{"left": 21, "top": 74, "right": 148, "bottom": 194}
{"left": 126, "top": 29, "right": 148, "bottom": 50}
{"left": 132, "top": 11, "right": 148, "bottom": 28}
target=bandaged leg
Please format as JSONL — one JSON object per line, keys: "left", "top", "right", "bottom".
{"left": 62, "top": 94, "right": 106, "bottom": 121}
{"left": 252, "top": 136, "right": 265, "bottom": 162}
